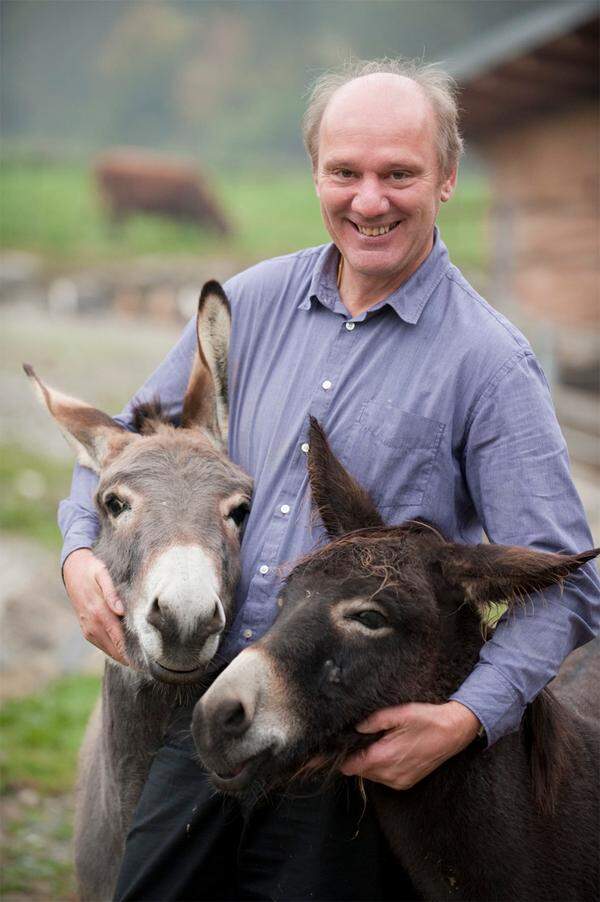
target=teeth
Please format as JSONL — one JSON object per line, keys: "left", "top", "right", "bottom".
{"left": 356, "top": 222, "right": 398, "bottom": 237}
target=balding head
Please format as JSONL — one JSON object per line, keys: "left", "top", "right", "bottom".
{"left": 302, "top": 58, "right": 463, "bottom": 177}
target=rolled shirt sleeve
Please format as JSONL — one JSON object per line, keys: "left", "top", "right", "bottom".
{"left": 450, "top": 350, "right": 600, "bottom": 744}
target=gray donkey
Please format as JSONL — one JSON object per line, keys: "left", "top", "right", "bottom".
{"left": 25, "top": 282, "right": 251, "bottom": 900}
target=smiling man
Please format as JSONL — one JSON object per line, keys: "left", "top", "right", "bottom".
{"left": 60, "top": 59, "right": 598, "bottom": 901}
{"left": 313, "top": 72, "right": 456, "bottom": 317}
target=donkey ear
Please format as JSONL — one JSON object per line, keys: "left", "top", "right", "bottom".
{"left": 439, "top": 542, "right": 599, "bottom": 611}
{"left": 181, "top": 280, "right": 231, "bottom": 442}
{"left": 23, "top": 364, "right": 133, "bottom": 473}
{"left": 308, "top": 417, "right": 384, "bottom": 537}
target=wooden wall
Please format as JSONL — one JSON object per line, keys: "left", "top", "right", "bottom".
{"left": 480, "top": 101, "right": 599, "bottom": 328}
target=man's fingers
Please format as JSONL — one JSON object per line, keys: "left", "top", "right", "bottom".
{"left": 95, "top": 565, "right": 125, "bottom": 615}
{"left": 79, "top": 602, "right": 129, "bottom": 665}
{"left": 88, "top": 627, "right": 129, "bottom": 666}
{"left": 340, "top": 746, "right": 372, "bottom": 775}
{"left": 356, "top": 704, "right": 412, "bottom": 733}
{"left": 97, "top": 606, "right": 128, "bottom": 663}
{"left": 84, "top": 622, "right": 129, "bottom": 666}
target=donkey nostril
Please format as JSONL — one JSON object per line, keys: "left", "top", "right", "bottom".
{"left": 147, "top": 596, "right": 164, "bottom": 628}
{"left": 219, "top": 697, "right": 249, "bottom": 737}
{"left": 207, "top": 601, "right": 224, "bottom": 634}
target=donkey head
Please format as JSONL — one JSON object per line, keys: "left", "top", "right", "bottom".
{"left": 193, "top": 418, "right": 597, "bottom": 792}
{"left": 26, "top": 281, "right": 252, "bottom": 684}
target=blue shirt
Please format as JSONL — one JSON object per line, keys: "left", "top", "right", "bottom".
{"left": 59, "top": 230, "right": 599, "bottom": 745}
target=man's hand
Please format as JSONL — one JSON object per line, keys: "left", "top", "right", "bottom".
{"left": 63, "top": 548, "right": 129, "bottom": 666}
{"left": 340, "top": 701, "right": 481, "bottom": 790}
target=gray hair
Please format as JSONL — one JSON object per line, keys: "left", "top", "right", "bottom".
{"left": 302, "top": 58, "right": 464, "bottom": 177}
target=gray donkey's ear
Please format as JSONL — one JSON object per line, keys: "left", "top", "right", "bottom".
{"left": 23, "top": 364, "right": 135, "bottom": 472}
{"left": 181, "top": 280, "right": 231, "bottom": 443}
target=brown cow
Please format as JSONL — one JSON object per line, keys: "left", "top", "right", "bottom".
{"left": 94, "top": 148, "right": 231, "bottom": 234}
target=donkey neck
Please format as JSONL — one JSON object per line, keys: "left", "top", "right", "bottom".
{"left": 429, "top": 603, "right": 485, "bottom": 700}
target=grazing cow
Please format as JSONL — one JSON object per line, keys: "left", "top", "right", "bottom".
{"left": 26, "top": 282, "right": 250, "bottom": 901}
{"left": 94, "top": 149, "right": 231, "bottom": 234}
{"left": 194, "top": 418, "right": 599, "bottom": 902}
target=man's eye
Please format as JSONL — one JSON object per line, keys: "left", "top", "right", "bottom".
{"left": 354, "top": 610, "right": 388, "bottom": 630}
{"left": 227, "top": 502, "right": 250, "bottom": 528}
{"left": 105, "top": 494, "right": 129, "bottom": 518}
{"left": 390, "top": 171, "right": 408, "bottom": 181}
{"left": 335, "top": 169, "right": 354, "bottom": 179}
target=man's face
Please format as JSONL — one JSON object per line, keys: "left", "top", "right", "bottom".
{"left": 314, "top": 74, "right": 456, "bottom": 285}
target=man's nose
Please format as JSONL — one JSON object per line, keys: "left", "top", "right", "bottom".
{"left": 351, "top": 177, "right": 390, "bottom": 219}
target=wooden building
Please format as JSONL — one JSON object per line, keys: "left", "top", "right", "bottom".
{"left": 449, "top": 0, "right": 599, "bottom": 463}
{"left": 450, "top": 0, "right": 598, "bottom": 328}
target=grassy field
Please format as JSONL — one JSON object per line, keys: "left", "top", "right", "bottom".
{"left": 1, "top": 675, "right": 101, "bottom": 899}
{"left": 0, "top": 160, "right": 489, "bottom": 272}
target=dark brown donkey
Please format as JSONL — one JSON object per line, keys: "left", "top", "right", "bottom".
{"left": 26, "top": 282, "right": 252, "bottom": 901}
{"left": 194, "top": 419, "right": 599, "bottom": 902}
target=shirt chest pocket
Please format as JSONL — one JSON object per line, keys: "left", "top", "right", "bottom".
{"left": 346, "top": 402, "right": 446, "bottom": 510}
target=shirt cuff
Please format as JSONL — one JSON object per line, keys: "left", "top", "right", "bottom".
{"left": 60, "top": 524, "right": 99, "bottom": 573}
{"left": 450, "top": 662, "right": 526, "bottom": 747}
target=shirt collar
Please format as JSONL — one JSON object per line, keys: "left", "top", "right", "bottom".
{"left": 299, "top": 227, "right": 450, "bottom": 324}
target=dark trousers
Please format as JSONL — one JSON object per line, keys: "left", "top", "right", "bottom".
{"left": 114, "top": 728, "right": 419, "bottom": 902}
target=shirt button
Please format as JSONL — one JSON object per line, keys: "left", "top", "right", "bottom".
{"left": 243, "top": 629, "right": 254, "bottom": 640}
{"left": 280, "top": 504, "right": 290, "bottom": 514}
{"left": 322, "top": 380, "right": 332, "bottom": 391}
{"left": 345, "top": 322, "right": 356, "bottom": 331}
{"left": 301, "top": 442, "right": 309, "bottom": 453}
{"left": 259, "top": 564, "right": 270, "bottom": 575}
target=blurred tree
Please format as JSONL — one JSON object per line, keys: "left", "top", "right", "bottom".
{"left": 96, "top": 2, "right": 190, "bottom": 146}
{"left": 1, "top": 0, "right": 555, "bottom": 165}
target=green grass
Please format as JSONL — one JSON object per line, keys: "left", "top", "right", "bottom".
{"left": 1, "top": 796, "right": 77, "bottom": 900}
{"left": 0, "top": 675, "right": 99, "bottom": 899}
{"left": 0, "top": 160, "right": 329, "bottom": 265}
{"left": 0, "top": 444, "right": 73, "bottom": 549}
{"left": 0, "top": 160, "right": 489, "bottom": 272}
{"left": 0, "top": 674, "right": 100, "bottom": 795}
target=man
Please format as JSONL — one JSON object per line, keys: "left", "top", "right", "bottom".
{"left": 60, "top": 59, "right": 599, "bottom": 900}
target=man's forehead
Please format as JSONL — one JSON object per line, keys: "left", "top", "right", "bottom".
{"left": 322, "top": 73, "right": 432, "bottom": 127}
{"left": 319, "top": 73, "right": 435, "bottom": 154}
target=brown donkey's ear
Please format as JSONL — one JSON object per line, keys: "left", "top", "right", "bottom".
{"left": 23, "top": 364, "right": 134, "bottom": 473}
{"left": 308, "top": 417, "right": 384, "bottom": 537}
{"left": 181, "top": 280, "right": 231, "bottom": 443}
{"left": 439, "top": 542, "right": 599, "bottom": 611}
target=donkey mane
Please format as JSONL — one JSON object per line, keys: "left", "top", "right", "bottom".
{"left": 291, "top": 520, "right": 445, "bottom": 586}
{"left": 131, "top": 398, "right": 172, "bottom": 434}
{"left": 524, "top": 686, "right": 579, "bottom": 816}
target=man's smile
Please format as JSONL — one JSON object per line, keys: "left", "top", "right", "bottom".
{"left": 350, "top": 220, "right": 402, "bottom": 238}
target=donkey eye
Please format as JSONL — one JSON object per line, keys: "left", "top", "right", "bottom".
{"left": 105, "top": 494, "right": 129, "bottom": 518}
{"left": 227, "top": 502, "right": 250, "bottom": 528}
{"left": 354, "top": 610, "right": 388, "bottom": 630}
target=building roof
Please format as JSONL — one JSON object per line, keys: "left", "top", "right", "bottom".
{"left": 447, "top": 1, "right": 599, "bottom": 137}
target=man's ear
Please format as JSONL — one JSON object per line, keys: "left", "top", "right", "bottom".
{"left": 308, "top": 416, "right": 384, "bottom": 537}
{"left": 23, "top": 364, "right": 134, "bottom": 473}
{"left": 438, "top": 542, "right": 599, "bottom": 612}
{"left": 313, "top": 165, "right": 320, "bottom": 198}
{"left": 181, "top": 280, "right": 231, "bottom": 443}
{"left": 440, "top": 166, "right": 457, "bottom": 203}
